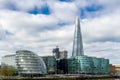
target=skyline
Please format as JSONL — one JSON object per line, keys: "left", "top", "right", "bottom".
{"left": 0, "top": 0, "right": 120, "bottom": 64}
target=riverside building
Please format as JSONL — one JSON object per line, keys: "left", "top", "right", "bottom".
{"left": 1, "top": 50, "right": 47, "bottom": 77}
{"left": 42, "top": 56, "right": 56, "bottom": 74}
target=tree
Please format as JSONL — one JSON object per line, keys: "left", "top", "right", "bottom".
{"left": 7, "top": 67, "right": 16, "bottom": 76}
{"left": 0, "top": 65, "right": 16, "bottom": 76}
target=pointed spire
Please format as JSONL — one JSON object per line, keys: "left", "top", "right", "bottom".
{"left": 72, "top": 16, "right": 84, "bottom": 57}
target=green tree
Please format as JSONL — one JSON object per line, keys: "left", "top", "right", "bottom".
{"left": 1, "top": 65, "right": 8, "bottom": 76}
{"left": 7, "top": 67, "right": 16, "bottom": 76}
{"left": 0, "top": 65, "right": 16, "bottom": 76}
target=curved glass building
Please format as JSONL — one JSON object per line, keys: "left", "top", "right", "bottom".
{"left": 16, "top": 50, "right": 46, "bottom": 76}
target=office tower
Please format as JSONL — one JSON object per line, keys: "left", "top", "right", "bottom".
{"left": 72, "top": 16, "right": 84, "bottom": 56}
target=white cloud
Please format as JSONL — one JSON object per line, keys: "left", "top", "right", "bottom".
{"left": 0, "top": 0, "right": 46, "bottom": 11}
{"left": 82, "top": 10, "right": 120, "bottom": 43}
{"left": 47, "top": 1, "right": 78, "bottom": 23}
{"left": 0, "top": 0, "right": 120, "bottom": 64}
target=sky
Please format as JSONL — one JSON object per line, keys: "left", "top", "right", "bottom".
{"left": 0, "top": 0, "right": 120, "bottom": 64}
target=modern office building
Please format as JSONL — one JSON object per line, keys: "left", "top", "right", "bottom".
{"left": 53, "top": 47, "right": 68, "bottom": 59}
{"left": 68, "top": 56, "right": 93, "bottom": 74}
{"left": 68, "top": 56, "right": 109, "bottom": 74}
{"left": 53, "top": 47, "right": 60, "bottom": 59}
{"left": 52, "top": 47, "right": 68, "bottom": 74}
{"left": 1, "top": 50, "right": 47, "bottom": 77}
{"left": 59, "top": 50, "right": 67, "bottom": 59}
{"left": 100, "top": 58, "right": 109, "bottom": 74}
{"left": 42, "top": 56, "right": 56, "bottom": 74}
{"left": 92, "top": 57, "right": 109, "bottom": 74}
{"left": 57, "top": 59, "right": 68, "bottom": 74}
{"left": 92, "top": 57, "right": 102, "bottom": 74}
{"left": 72, "top": 16, "right": 84, "bottom": 56}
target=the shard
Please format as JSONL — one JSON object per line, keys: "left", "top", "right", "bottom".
{"left": 72, "top": 16, "right": 84, "bottom": 56}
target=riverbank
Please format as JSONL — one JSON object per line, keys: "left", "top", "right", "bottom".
{"left": 1, "top": 76, "right": 120, "bottom": 80}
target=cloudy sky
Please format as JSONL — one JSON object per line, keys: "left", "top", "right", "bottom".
{"left": 0, "top": 0, "right": 120, "bottom": 64}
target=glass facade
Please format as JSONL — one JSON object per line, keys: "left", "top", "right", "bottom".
{"left": 68, "top": 56, "right": 109, "bottom": 75}
{"left": 42, "top": 56, "right": 56, "bottom": 74}
{"left": 92, "top": 57, "right": 101, "bottom": 74}
{"left": 68, "top": 57, "right": 80, "bottom": 74}
{"left": 78, "top": 56, "right": 93, "bottom": 74}
{"left": 57, "top": 59, "right": 68, "bottom": 74}
{"left": 16, "top": 50, "right": 46, "bottom": 76}
{"left": 72, "top": 17, "right": 84, "bottom": 56}
{"left": 101, "top": 58, "right": 109, "bottom": 74}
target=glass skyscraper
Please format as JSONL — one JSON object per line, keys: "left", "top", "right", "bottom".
{"left": 72, "top": 16, "right": 84, "bottom": 56}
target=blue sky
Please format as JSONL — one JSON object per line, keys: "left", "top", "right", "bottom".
{"left": 0, "top": 0, "right": 120, "bottom": 64}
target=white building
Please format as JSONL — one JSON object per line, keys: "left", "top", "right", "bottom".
{"left": 1, "top": 54, "right": 16, "bottom": 69}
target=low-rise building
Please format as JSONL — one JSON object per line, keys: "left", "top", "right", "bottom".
{"left": 110, "top": 64, "right": 120, "bottom": 76}
{"left": 52, "top": 47, "right": 68, "bottom": 59}
{"left": 59, "top": 50, "right": 67, "bottom": 59}
{"left": 42, "top": 56, "right": 56, "bottom": 74}
{"left": 1, "top": 54, "right": 16, "bottom": 69}
{"left": 57, "top": 59, "right": 68, "bottom": 74}
{"left": 114, "top": 64, "right": 120, "bottom": 76}
{"left": 68, "top": 56, "right": 109, "bottom": 75}
{"left": 109, "top": 64, "right": 115, "bottom": 75}
{"left": 1, "top": 50, "right": 47, "bottom": 77}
